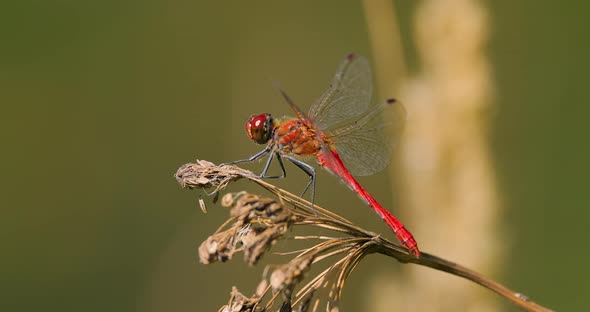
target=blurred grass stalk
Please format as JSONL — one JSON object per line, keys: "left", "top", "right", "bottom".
{"left": 364, "top": 0, "right": 501, "bottom": 311}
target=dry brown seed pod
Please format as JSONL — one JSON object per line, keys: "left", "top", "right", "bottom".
{"left": 270, "top": 253, "right": 316, "bottom": 295}
{"left": 198, "top": 230, "right": 237, "bottom": 264}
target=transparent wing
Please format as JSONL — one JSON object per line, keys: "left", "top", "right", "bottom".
{"left": 327, "top": 100, "right": 406, "bottom": 176}
{"left": 273, "top": 81, "right": 307, "bottom": 119}
{"left": 308, "top": 54, "right": 372, "bottom": 131}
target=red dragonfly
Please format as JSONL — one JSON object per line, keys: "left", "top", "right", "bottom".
{"left": 230, "top": 53, "right": 419, "bottom": 257}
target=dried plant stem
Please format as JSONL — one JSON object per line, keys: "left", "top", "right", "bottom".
{"left": 261, "top": 184, "right": 551, "bottom": 311}
{"left": 256, "top": 172, "right": 550, "bottom": 311}
{"left": 376, "top": 246, "right": 551, "bottom": 312}
{"left": 176, "top": 161, "right": 553, "bottom": 312}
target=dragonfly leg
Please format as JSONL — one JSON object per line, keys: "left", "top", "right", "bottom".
{"left": 225, "top": 146, "right": 287, "bottom": 179}
{"left": 286, "top": 156, "right": 316, "bottom": 212}
{"left": 258, "top": 152, "right": 286, "bottom": 179}
{"left": 223, "top": 145, "right": 272, "bottom": 165}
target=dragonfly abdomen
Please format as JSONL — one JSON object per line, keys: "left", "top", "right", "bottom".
{"left": 317, "top": 149, "right": 420, "bottom": 257}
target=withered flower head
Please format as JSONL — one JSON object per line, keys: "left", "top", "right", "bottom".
{"left": 225, "top": 193, "right": 292, "bottom": 227}
{"left": 219, "top": 287, "right": 260, "bottom": 312}
{"left": 270, "top": 253, "right": 316, "bottom": 296}
{"left": 198, "top": 230, "right": 239, "bottom": 264}
{"left": 175, "top": 160, "right": 249, "bottom": 192}
{"left": 199, "top": 192, "right": 294, "bottom": 266}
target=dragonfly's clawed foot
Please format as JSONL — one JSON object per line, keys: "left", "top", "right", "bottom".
{"left": 309, "top": 206, "right": 319, "bottom": 217}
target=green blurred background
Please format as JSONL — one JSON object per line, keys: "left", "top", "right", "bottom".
{"left": 1, "top": 1, "right": 588, "bottom": 311}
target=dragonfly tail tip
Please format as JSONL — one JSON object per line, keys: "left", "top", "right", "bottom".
{"left": 410, "top": 246, "right": 420, "bottom": 258}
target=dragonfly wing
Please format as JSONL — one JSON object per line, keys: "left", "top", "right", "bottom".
{"left": 329, "top": 100, "right": 406, "bottom": 176}
{"left": 332, "top": 127, "right": 391, "bottom": 176}
{"left": 308, "top": 54, "right": 372, "bottom": 130}
{"left": 273, "top": 80, "right": 308, "bottom": 119}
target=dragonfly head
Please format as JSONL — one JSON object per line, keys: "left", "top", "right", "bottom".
{"left": 246, "top": 113, "right": 274, "bottom": 144}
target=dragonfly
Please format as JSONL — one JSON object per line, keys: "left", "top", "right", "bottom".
{"left": 229, "top": 53, "right": 419, "bottom": 257}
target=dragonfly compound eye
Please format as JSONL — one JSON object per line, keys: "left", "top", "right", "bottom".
{"left": 246, "top": 113, "right": 273, "bottom": 144}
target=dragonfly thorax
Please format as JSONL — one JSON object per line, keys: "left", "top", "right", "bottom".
{"left": 274, "top": 118, "right": 323, "bottom": 157}
{"left": 246, "top": 113, "right": 274, "bottom": 145}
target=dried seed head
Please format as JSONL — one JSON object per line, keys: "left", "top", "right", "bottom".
{"left": 270, "top": 253, "right": 316, "bottom": 296}
{"left": 221, "top": 192, "right": 239, "bottom": 207}
{"left": 219, "top": 287, "right": 259, "bottom": 312}
{"left": 225, "top": 193, "right": 293, "bottom": 227}
{"left": 219, "top": 192, "right": 294, "bottom": 265}
{"left": 241, "top": 225, "right": 286, "bottom": 266}
{"left": 175, "top": 160, "right": 248, "bottom": 192}
{"left": 201, "top": 192, "right": 294, "bottom": 266}
{"left": 198, "top": 230, "right": 238, "bottom": 264}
